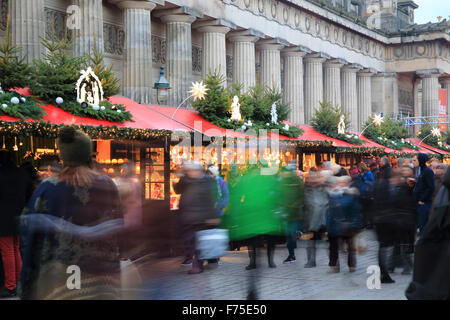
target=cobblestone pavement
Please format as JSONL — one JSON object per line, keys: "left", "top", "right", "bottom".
{"left": 134, "top": 230, "right": 411, "bottom": 300}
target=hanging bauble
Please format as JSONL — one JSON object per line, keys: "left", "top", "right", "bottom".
{"left": 111, "top": 105, "right": 117, "bottom": 110}
{"left": 117, "top": 109, "right": 122, "bottom": 113}
{"left": 11, "top": 97, "right": 20, "bottom": 105}
{"left": 20, "top": 97, "right": 26, "bottom": 103}
{"left": 100, "top": 106, "right": 106, "bottom": 111}
{"left": 81, "top": 102, "right": 88, "bottom": 109}
{"left": 56, "top": 97, "right": 64, "bottom": 104}
{"left": 1, "top": 104, "right": 7, "bottom": 109}
{"left": 92, "top": 105, "right": 100, "bottom": 111}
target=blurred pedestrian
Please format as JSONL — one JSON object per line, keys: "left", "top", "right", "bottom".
{"left": 0, "top": 150, "right": 32, "bottom": 298}
{"left": 280, "top": 163, "right": 304, "bottom": 264}
{"left": 373, "top": 157, "right": 396, "bottom": 283}
{"left": 412, "top": 154, "right": 435, "bottom": 233}
{"left": 301, "top": 171, "right": 328, "bottom": 268}
{"left": 206, "top": 165, "right": 229, "bottom": 264}
{"left": 19, "top": 126, "right": 123, "bottom": 299}
{"left": 357, "top": 163, "right": 375, "bottom": 229}
{"left": 173, "top": 162, "right": 218, "bottom": 274}
{"left": 406, "top": 166, "right": 450, "bottom": 299}
{"left": 432, "top": 163, "right": 447, "bottom": 200}
{"left": 326, "top": 176, "right": 363, "bottom": 273}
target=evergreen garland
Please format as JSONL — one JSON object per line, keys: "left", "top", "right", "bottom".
{"left": 0, "top": 91, "right": 45, "bottom": 120}
{"left": 362, "top": 115, "right": 418, "bottom": 151}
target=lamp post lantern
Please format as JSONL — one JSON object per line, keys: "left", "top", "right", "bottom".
{"left": 153, "top": 66, "right": 171, "bottom": 105}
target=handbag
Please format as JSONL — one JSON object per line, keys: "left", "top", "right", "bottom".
{"left": 195, "top": 228, "right": 230, "bottom": 260}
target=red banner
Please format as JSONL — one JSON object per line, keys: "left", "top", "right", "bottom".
{"left": 439, "top": 88, "right": 447, "bottom": 131}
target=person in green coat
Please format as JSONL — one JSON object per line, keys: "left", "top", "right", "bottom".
{"left": 222, "top": 165, "right": 285, "bottom": 270}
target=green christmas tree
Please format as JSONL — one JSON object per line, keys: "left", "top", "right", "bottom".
{"left": 87, "top": 40, "right": 121, "bottom": 98}
{"left": 0, "top": 16, "right": 33, "bottom": 91}
{"left": 310, "top": 101, "right": 349, "bottom": 136}
{"left": 30, "top": 27, "right": 86, "bottom": 103}
{"left": 192, "top": 72, "right": 229, "bottom": 120}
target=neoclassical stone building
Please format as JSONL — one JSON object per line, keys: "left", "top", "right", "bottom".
{"left": 1, "top": 0, "right": 449, "bottom": 130}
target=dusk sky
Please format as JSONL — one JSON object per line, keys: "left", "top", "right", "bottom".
{"left": 412, "top": 0, "right": 450, "bottom": 24}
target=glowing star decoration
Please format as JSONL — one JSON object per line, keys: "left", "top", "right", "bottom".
{"left": 338, "top": 115, "right": 346, "bottom": 134}
{"left": 271, "top": 103, "right": 278, "bottom": 124}
{"left": 76, "top": 67, "right": 104, "bottom": 107}
{"left": 431, "top": 128, "right": 441, "bottom": 138}
{"left": 230, "top": 96, "right": 242, "bottom": 122}
{"left": 189, "top": 81, "right": 208, "bottom": 101}
{"left": 373, "top": 114, "right": 384, "bottom": 126}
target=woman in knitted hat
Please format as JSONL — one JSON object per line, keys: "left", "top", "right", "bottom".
{"left": 19, "top": 126, "right": 123, "bottom": 300}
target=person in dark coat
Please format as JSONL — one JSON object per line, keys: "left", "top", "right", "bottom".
{"left": 405, "top": 166, "right": 450, "bottom": 300}
{"left": 173, "top": 161, "right": 218, "bottom": 274}
{"left": 0, "top": 150, "right": 32, "bottom": 298}
{"left": 412, "top": 153, "right": 435, "bottom": 233}
{"left": 326, "top": 175, "right": 363, "bottom": 273}
{"left": 373, "top": 157, "right": 397, "bottom": 283}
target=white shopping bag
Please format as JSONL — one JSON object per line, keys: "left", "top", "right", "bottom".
{"left": 195, "top": 229, "right": 229, "bottom": 260}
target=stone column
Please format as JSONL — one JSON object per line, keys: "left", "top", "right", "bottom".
{"left": 281, "top": 46, "right": 310, "bottom": 125}
{"left": 72, "top": 0, "right": 104, "bottom": 56}
{"left": 228, "top": 29, "right": 264, "bottom": 92}
{"left": 384, "top": 72, "right": 399, "bottom": 115}
{"left": 440, "top": 77, "right": 450, "bottom": 117}
{"left": 9, "top": 0, "right": 45, "bottom": 63}
{"left": 304, "top": 52, "right": 329, "bottom": 124}
{"left": 417, "top": 69, "right": 442, "bottom": 117}
{"left": 193, "top": 19, "right": 236, "bottom": 85}
{"left": 155, "top": 7, "right": 202, "bottom": 107}
{"left": 257, "top": 38, "right": 289, "bottom": 91}
{"left": 371, "top": 73, "right": 386, "bottom": 114}
{"left": 323, "top": 58, "right": 346, "bottom": 107}
{"left": 114, "top": 1, "right": 161, "bottom": 104}
{"left": 341, "top": 64, "right": 362, "bottom": 131}
{"left": 357, "top": 69, "right": 375, "bottom": 131}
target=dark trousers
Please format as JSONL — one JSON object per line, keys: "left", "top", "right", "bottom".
{"left": 182, "top": 224, "right": 204, "bottom": 270}
{"left": 286, "top": 221, "right": 301, "bottom": 256}
{"left": 417, "top": 202, "right": 431, "bottom": 233}
{"left": 328, "top": 236, "right": 356, "bottom": 268}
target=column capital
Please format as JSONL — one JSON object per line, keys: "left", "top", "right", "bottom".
{"left": 324, "top": 58, "right": 347, "bottom": 68}
{"left": 281, "top": 45, "right": 311, "bottom": 57}
{"left": 193, "top": 19, "right": 237, "bottom": 33}
{"left": 358, "top": 68, "right": 377, "bottom": 77}
{"left": 342, "top": 63, "right": 363, "bottom": 72}
{"left": 304, "top": 52, "right": 330, "bottom": 62}
{"left": 417, "top": 69, "right": 443, "bottom": 78}
{"left": 227, "top": 29, "right": 264, "bottom": 43}
{"left": 110, "top": 0, "right": 163, "bottom": 10}
{"left": 256, "top": 38, "right": 289, "bottom": 51}
{"left": 154, "top": 6, "right": 203, "bottom": 23}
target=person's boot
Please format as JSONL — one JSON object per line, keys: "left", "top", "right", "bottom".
{"left": 304, "top": 241, "right": 316, "bottom": 268}
{"left": 379, "top": 246, "right": 395, "bottom": 283}
{"left": 246, "top": 247, "right": 257, "bottom": 270}
{"left": 267, "top": 245, "right": 276, "bottom": 268}
{"left": 400, "top": 245, "right": 413, "bottom": 275}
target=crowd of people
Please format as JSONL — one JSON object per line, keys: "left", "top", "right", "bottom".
{"left": 0, "top": 125, "right": 448, "bottom": 299}
{"left": 173, "top": 152, "right": 449, "bottom": 299}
